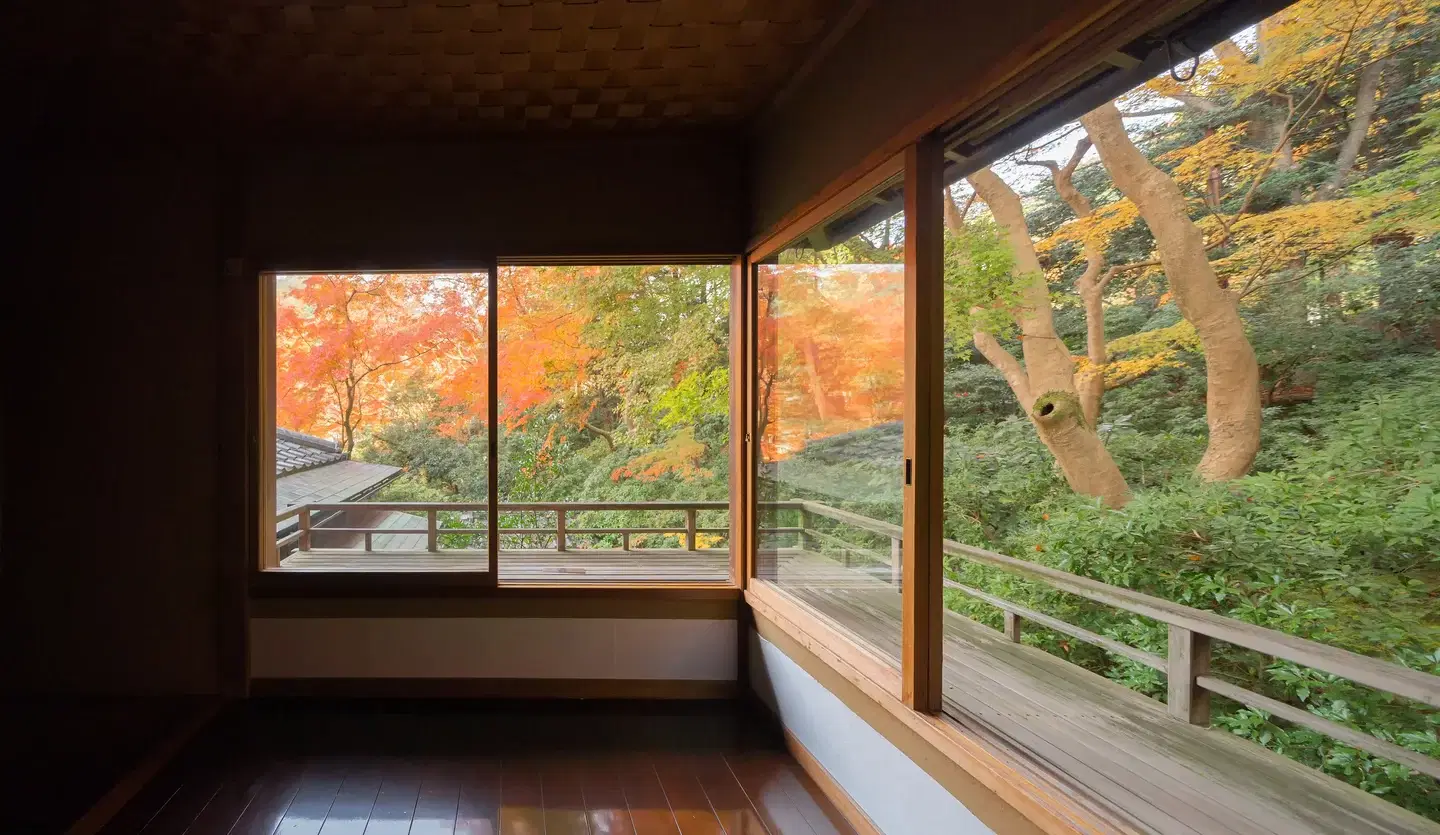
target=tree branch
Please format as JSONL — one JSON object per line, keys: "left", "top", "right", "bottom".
{"left": 972, "top": 326, "right": 1033, "bottom": 408}
{"left": 1118, "top": 106, "right": 1186, "bottom": 118}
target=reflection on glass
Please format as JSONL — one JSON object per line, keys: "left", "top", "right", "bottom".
{"left": 756, "top": 185, "right": 906, "bottom": 669}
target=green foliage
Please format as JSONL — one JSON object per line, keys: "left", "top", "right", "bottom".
{"left": 942, "top": 218, "right": 1025, "bottom": 348}
{"left": 940, "top": 363, "right": 1440, "bottom": 816}
{"left": 1364, "top": 107, "right": 1440, "bottom": 232}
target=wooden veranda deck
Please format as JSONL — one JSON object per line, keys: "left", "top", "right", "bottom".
{"left": 764, "top": 549, "right": 1439, "bottom": 835}
{"left": 279, "top": 548, "right": 731, "bottom": 582}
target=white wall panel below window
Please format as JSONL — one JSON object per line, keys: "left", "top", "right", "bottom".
{"left": 750, "top": 632, "right": 995, "bottom": 835}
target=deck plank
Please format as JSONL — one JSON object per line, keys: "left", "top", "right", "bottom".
{"left": 764, "top": 550, "right": 1440, "bottom": 835}
{"left": 279, "top": 548, "right": 731, "bottom": 582}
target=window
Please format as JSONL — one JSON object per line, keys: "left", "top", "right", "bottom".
{"left": 744, "top": 0, "right": 1440, "bottom": 821}
{"left": 271, "top": 271, "right": 491, "bottom": 571}
{"left": 496, "top": 264, "right": 731, "bottom": 583}
{"left": 754, "top": 173, "right": 908, "bottom": 671}
{"left": 266, "top": 264, "right": 734, "bottom": 585}
{"left": 936, "top": 0, "right": 1440, "bottom": 819}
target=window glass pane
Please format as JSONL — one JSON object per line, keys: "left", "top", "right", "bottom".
{"left": 756, "top": 177, "right": 907, "bottom": 670}
{"left": 272, "top": 271, "right": 490, "bottom": 570}
{"left": 496, "top": 264, "right": 731, "bottom": 583}
{"left": 939, "top": 2, "right": 1439, "bottom": 817}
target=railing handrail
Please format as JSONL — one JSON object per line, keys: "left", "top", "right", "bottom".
{"left": 279, "top": 499, "right": 736, "bottom": 555}
{"left": 767, "top": 499, "right": 1440, "bottom": 782}
{"left": 276, "top": 497, "right": 1440, "bottom": 713}
{"left": 776, "top": 498, "right": 1440, "bottom": 780}
{"left": 937, "top": 535, "right": 1440, "bottom": 710}
{"left": 291, "top": 500, "right": 731, "bottom": 514}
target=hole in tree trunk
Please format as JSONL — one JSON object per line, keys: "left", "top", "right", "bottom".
{"left": 1038, "top": 403, "right": 1055, "bottom": 416}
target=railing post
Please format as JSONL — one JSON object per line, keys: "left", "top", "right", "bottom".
{"left": 299, "top": 507, "right": 311, "bottom": 552}
{"left": 364, "top": 531, "right": 373, "bottom": 552}
{"left": 1004, "top": 611, "right": 1023, "bottom": 642}
{"left": 799, "top": 507, "right": 814, "bottom": 552}
{"left": 622, "top": 531, "right": 631, "bottom": 551}
{"left": 556, "top": 509, "right": 567, "bottom": 552}
{"left": 1168, "top": 625, "right": 1212, "bottom": 725}
{"left": 426, "top": 508, "right": 438, "bottom": 553}
{"left": 685, "top": 508, "right": 698, "bottom": 551}
{"left": 890, "top": 536, "right": 902, "bottom": 585}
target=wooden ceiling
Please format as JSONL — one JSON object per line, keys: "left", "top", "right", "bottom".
{"left": 18, "top": 0, "right": 859, "bottom": 135}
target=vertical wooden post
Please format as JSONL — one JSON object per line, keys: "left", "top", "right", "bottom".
{"left": 799, "top": 507, "right": 814, "bottom": 553}
{"left": 298, "top": 507, "right": 311, "bottom": 552}
{"left": 556, "top": 509, "right": 567, "bottom": 552}
{"left": 364, "top": 531, "right": 373, "bottom": 552}
{"left": 890, "top": 537, "right": 902, "bottom": 586}
{"left": 1004, "top": 611, "right": 1023, "bottom": 642}
{"left": 622, "top": 531, "right": 631, "bottom": 551}
{"left": 259, "top": 274, "right": 279, "bottom": 571}
{"left": 1168, "top": 625, "right": 1212, "bottom": 725}
{"left": 902, "top": 136, "right": 945, "bottom": 712}
{"left": 729, "top": 255, "right": 753, "bottom": 588}
{"left": 427, "top": 508, "right": 438, "bottom": 553}
{"left": 486, "top": 257, "right": 500, "bottom": 583}
{"left": 685, "top": 508, "right": 698, "bottom": 551}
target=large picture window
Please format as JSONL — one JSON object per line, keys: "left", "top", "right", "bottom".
{"left": 934, "top": 0, "right": 1440, "bottom": 819}
{"left": 265, "top": 264, "right": 733, "bottom": 585}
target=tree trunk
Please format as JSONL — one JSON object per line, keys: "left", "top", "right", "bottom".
{"left": 800, "top": 338, "right": 832, "bottom": 421}
{"left": 1080, "top": 101, "right": 1261, "bottom": 481}
{"left": 966, "top": 169, "right": 1130, "bottom": 507}
{"left": 1316, "top": 58, "right": 1391, "bottom": 200}
{"left": 1044, "top": 139, "right": 1111, "bottom": 427}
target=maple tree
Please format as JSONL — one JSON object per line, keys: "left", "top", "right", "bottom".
{"left": 276, "top": 273, "right": 464, "bottom": 453}
{"left": 943, "top": 0, "right": 1439, "bottom": 495}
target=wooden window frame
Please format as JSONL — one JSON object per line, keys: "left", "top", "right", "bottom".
{"left": 251, "top": 257, "right": 746, "bottom": 595}
{"left": 744, "top": 146, "right": 945, "bottom": 711}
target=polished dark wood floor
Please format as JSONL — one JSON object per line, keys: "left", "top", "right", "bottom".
{"left": 98, "top": 700, "right": 858, "bottom": 835}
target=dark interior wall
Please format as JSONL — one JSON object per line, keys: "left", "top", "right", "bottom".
{"left": 246, "top": 132, "right": 747, "bottom": 268}
{"left": 3, "top": 145, "right": 222, "bottom": 695}
{"left": 1, "top": 130, "right": 747, "bottom": 696}
{"left": 747, "top": 0, "right": 1113, "bottom": 239}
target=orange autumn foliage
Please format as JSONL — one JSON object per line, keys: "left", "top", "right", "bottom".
{"left": 276, "top": 273, "right": 466, "bottom": 451}
{"left": 757, "top": 263, "right": 906, "bottom": 460}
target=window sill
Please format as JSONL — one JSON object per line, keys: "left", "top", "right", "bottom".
{"left": 745, "top": 580, "right": 1120, "bottom": 835}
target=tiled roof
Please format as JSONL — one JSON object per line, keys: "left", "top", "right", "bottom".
{"left": 276, "top": 427, "right": 346, "bottom": 476}
{"left": 274, "top": 429, "right": 403, "bottom": 536}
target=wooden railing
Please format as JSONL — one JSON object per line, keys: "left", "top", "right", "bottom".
{"left": 277, "top": 500, "right": 729, "bottom": 554}
{"left": 768, "top": 500, "right": 1440, "bottom": 780}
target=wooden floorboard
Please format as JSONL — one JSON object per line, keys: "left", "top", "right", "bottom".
{"left": 100, "top": 703, "right": 856, "bottom": 835}
{"left": 279, "top": 548, "right": 731, "bottom": 582}
{"left": 768, "top": 550, "right": 1440, "bottom": 835}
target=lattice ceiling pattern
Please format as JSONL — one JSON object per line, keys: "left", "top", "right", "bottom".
{"left": 55, "top": 0, "right": 852, "bottom": 133}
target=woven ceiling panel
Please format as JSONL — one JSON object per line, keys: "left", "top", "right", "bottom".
{"left": 66, "top": 0, "right": 851, "bottom": 133}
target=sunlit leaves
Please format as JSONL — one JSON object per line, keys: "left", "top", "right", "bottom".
{"left": 1157, "top": 124, "right": 1268, "bottom": 199}
{"left": 943, "top": 218, "right": 1027, "bottom": 346}
{"left": 276, "top": 272, "right": 468, "bottom": 449}
{"left": 1038, "top": 200, "right": 1141, "bottom": 265}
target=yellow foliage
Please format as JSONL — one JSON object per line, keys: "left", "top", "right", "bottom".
{"left": 1157, "top": 125, "right": 1268, "bottom": 198}
{"left": 1218, "top": 0, "right": 1426, "bottom": 99}
{"left": 1084, "top": 321, "right": 1201, "bottom": 388}
{"left": 1211, "top": 194, "right": 1402, "bottom": 279}
{"left": 1038, "top": 200, "right": 1140, "bottom": 263}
